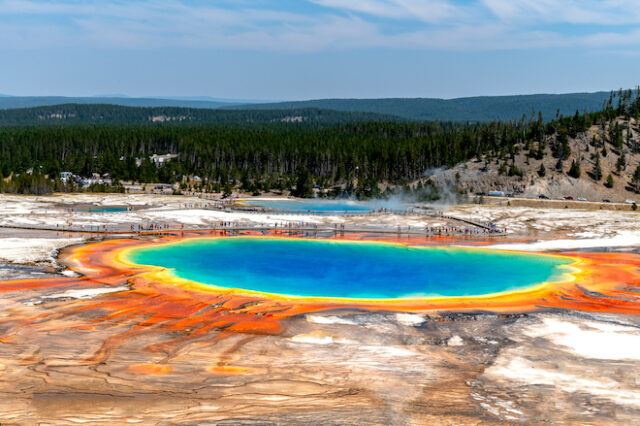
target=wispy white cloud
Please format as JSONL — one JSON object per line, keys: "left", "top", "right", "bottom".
{"left": 0, "top": 0, "right": 639, "bottom": 52}
{"left": 481, "top": 0, "right": 640, "bottom": 25}
{"left": 309, "top": 0, "right": 466, "bottom": 24}
{"left": 0, "top": 0, "right": 355, "bottom": 50}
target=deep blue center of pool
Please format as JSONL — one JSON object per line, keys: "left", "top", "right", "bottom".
{"left": 127, "top": 238, "right": 573, "bottom": 299}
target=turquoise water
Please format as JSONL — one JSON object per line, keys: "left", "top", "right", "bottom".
{"left": 244, "top": 199, "right": 406, "bottom": 213}
{"left": 127, "top": 238, "right": 573, "bottom": 299}
{"left": 76, "top": 206, "right": 129, "bottom": 213}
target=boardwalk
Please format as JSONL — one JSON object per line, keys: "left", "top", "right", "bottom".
{"left": 1, "top": 201, "right": 507, "bottom": 238}
{"left": 0, "top": 221, "right": 507, "bottom": 238}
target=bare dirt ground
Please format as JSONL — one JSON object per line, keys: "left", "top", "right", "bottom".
{"left": 427, "top": 117, "right": 640, "bottom": 203}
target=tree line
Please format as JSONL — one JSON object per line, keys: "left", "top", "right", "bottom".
{"left": 0, "top": 88, "right": 639, "bottom": 196}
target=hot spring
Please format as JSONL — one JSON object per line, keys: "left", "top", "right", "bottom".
{"left": 73, "top": 205, "right": 131, "bottom": 213}
{"left": 242, "top": 199, "right": 410, "bottom": 214}
{"left": 125, "top": 238, "right": 575, "bottom": 299}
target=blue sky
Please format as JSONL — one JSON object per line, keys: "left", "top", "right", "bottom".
{"left": 1, "top": 0, "right": 640, "bottom": 100}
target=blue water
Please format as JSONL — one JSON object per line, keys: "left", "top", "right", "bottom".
{"left": 76, "top": 206, "right": 130, "bottom": 213}
{"left": 244, "top": 199, "right": 405, "bottom": 214}
{"left": 127, "top": 238, "right": 573, "bottom": 299}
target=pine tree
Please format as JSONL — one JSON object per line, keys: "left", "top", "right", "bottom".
{"left": 568, "top": 160, "right": 581, "bottom": 178}
{"left": 605, "top": 173, "right": 615, "bottom": 188}
{"left": 508, "top": 162, "right": 523, "bottom": 177}
{"left": 616, "top": 151, "right": 626, "bottom": 173}
{"left": 632, "top": 165, "right": 640, "bottom": 192}
{"left": 537, "top": 163, "right": 546, "bottom": 177}
{"left": 293, "top": 166, "right": 314, "bottom": 198}
{"left": 593, "top": 154, "right": 602, "bottom": 181}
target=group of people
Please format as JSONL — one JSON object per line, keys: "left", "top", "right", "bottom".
{"left": 422, "top": 225, "right": 506, "bottom": 236}
{"left": 51, "top": 200, "right": 507, "bottom": 238}
{"left": 129, "top": 223, "right": 184, "bottom": 232}
{"left": 56, "top": 223, "right": 109, "bottom": 232}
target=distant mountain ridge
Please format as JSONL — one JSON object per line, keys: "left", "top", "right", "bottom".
{"left": 0, "top": 96, "right": 243, "bottom": 110}
{"left": 146, "top": 96, "right": 273, "bottom": 103}
{"left": 0, "top": 91, "right": 621, "bottom": 122}
{"left": 229, "top": 92, "right": 615, "bottom": 122}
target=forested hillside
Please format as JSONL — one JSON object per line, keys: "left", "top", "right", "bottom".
{"left": 0, "top": 104, "right": 399, "bottom": 126}
{"left": 231, "top": 92, "right": 614, "bottom": 122}
{"left": 427, "top": 90, "right": 640, "bottom": 201}
{"left": 1, "top": 90, "right": 639, "bottom": 198}
{"left": 0, "top": 121, "right": 471, "bottom": 195}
